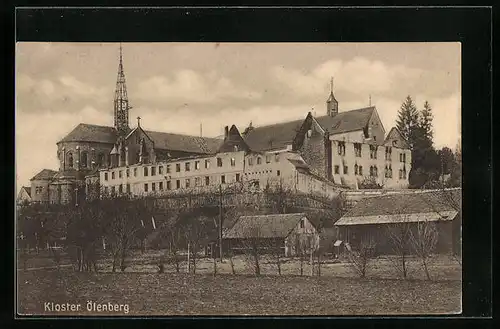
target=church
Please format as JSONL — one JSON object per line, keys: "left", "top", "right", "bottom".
{"left": 22, "top": 46, "right": 411, "bottom": 205}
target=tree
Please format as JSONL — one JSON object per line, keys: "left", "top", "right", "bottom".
{"left": 385, "top": 214, "right": 413, "bottom": 279}
{"left": 420, "top": 101, "right": 434, "bottom": 145}
{"left": 409, "top": 220, "right": 438, "bottom": 280}
{"left": 346, "top": 239, "right": 376, "bottom": 278}
{"left": 396, "top": 96, "right": 420, "bottom": 149}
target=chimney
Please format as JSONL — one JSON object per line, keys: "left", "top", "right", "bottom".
{"left": 224, "top": 126, "right": 229, "bottom": 140}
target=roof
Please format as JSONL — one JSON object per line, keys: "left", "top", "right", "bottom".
{"left": 242, "top": 118, "right": 305, "bottom": 152}
{"left": 315, "top": 106, "right": 375, "bottom": 135}
{"left": 21, "top": 186, "right": 31, "bottom": 197}
{"left": 384, "top": 127, "right": 410, "bottom": 149}
{"left": 218, "top": 125, "right": 251, "bottom": 153}
{"left": 30, "top": 169, "right": 58, "bottom": 181}
{"left": 335, "top": 189, "right": 462, "bottom": 226}
{"left": 224, "top": 213, "right": 307, "bottom": 239}
{"left": 287, "top": 158, "right": 309, "bottom": 170}
{"left": 58, "top": 124, "right": 119, "bottom": 144}
{"left": 145, "top": 130, "right": 223, "bottom": 154}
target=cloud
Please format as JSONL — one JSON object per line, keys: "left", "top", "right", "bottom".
{"left": 271, "top": 56, "right": 424, "bottom": 97}
{"left": 15, "top": 105, "right": 112, "bottom": 190}
{"left": 135, "top": 69, "right": 262, "bottom": 104}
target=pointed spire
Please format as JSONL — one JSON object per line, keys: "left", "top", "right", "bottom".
{"left": 369, "top": 94, "right": 372, "bottom": 106}
{"left": 326, "top": 76, "right": 338, "bottom": 116}
{"left": 114, "top": 42, "right": 130, "bottom": 135}
{"left": 330, "top": 76, "right": 334, "bottom": 94}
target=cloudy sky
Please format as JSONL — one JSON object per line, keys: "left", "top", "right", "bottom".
{"left": 16, "top": 42, "right": 461, "bottom": 189}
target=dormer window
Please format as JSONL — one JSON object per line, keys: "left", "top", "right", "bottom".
{"left": 307, "top": 129, "right": 312, "bottom": 138}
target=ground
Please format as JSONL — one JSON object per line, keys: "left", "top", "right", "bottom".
{"left": 17, "top": 249, "right": 462, "bottom": 316}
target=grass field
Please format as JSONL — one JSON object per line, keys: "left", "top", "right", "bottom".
{"left": 18, "top": 269, "right": 461, "bottom": 316}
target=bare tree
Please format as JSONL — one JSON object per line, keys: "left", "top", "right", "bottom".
{"left": 409, "top": 220, "right": 438, "bottom": 280}
{"left": 346, "top": 239, "right": 376, "bottom": 278}
{"left": 241, "top": 225, "right": 263, "bottom": 276}
{"left": 385, "top": 218, "right": 413, "bottom": 279}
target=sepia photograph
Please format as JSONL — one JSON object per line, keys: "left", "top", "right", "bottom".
{"left": 16, "top": 41, "right": 462, "bottom": 316}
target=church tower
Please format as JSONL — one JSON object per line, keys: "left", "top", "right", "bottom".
{"left": 326, "top": 77, "right": 338, "bottom": 117}
{"left": 114, "top": 43, "right": 130, "bottom": 135}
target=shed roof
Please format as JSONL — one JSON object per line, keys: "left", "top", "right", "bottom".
{"left": 224, "top": 213, "right": 308, "bottom": 239}
{"left": 335, "top": 188, "right": 462, "bottom": 226}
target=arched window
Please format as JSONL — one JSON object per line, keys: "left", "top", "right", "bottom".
{"left": 81, "top": 151, "right": 88, "bottom": 168}
{"left": 67, "top": 152, "right": 74, "bottom": 168}
{"left": 97, "top": 153, "right": 104, "bottom": 167}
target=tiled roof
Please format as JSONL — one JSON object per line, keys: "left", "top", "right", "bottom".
{"left": 224, "top": 213, "right": 307, "bottom": 239}
{"left": 315, "top": 106, "right": 375, "bottom": 135}
{"left": 145, "top": 130, "right": 223, "bottom": 154}
{"left": 30, "top": 169, "right": 58, "bottom": 181}
{"left": 335, "top": 188, "right": 462, "bottom": 226}
{"left": 242, "top": 118, "right": 305, "bottom": 152}
{"left": 58, "top": 124, "right": 119, "bottom": 144}
{"left": 58, "top": 123, "right": 223, "bottom": 154}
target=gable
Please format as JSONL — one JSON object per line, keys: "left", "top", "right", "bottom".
{"left": 218, "top": 125, "right": 251, "bottom": 153}
{"left": 384, "top": 127, "right": 410, "bottom": 149}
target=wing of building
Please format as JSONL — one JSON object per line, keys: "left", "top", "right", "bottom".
{"left": 27, "top": 46, "right": 412, "bottom": 205}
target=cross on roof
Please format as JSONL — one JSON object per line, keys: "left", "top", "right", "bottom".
{"left": 137, "top": 116, "right": 141, "bottom": 127}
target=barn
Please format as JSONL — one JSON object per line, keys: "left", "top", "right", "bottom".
{"left": 334, "top": 188, "right": 462, "bottom": 256}
{"left": 223, "top": 213, "right": 320, "bottom": 257}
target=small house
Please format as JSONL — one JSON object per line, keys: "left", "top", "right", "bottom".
{"left": 223, "top": 213, "right": 320, "bottom": 257}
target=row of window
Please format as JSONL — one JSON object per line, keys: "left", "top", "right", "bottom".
{"left": 64, "top": 151, "right": 109, "bottom": 169}
{"left": 339, "top": 143, "right": 407, "bottom": 163}
{"left": 334, "top": 164, "right": 407, "bottom": 179}
{"left": 247, "top": 154, "right": 280, "bottom": 166}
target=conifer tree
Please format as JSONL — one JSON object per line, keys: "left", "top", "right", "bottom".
{"left": 396, "top": 96, "right": 420, "bottom": 149}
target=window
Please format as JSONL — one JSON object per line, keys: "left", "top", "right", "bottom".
{"left": 205, "top": 159, "right": 210, "bottom": 169}
{"left": 166, "top": 165, "right": 171, "bottom": 174}
{"left": 221, "top": 175, "right": 226, "bottom": 184}
{"left": 236, "top": 173, "right": 240, "bottom": 182}
{"left": 112, "top": 171, "right": 115, "bottom": 180}
{"left": 133, "top": 168, "right": 137, "bottom": 177}
{"left": 104, "top": 186, "right": 108, "bottom": 195}
{"left": 176, "top": 163, "right": 181, "bottom": 172}
{"left": 81, "top": 151, "right": 88, "bottom": 168}
{"left": 300, "top": 219, "right": 305, "bottom": 229}
{"left": 400, "top": 152, "right": 406, "bottom": 163}
{"left": 370, "top": 145, "right": 378, "bottom": 159}
{"left": 266, "top": 155, "right": 271, "bottom": 163}
{"left": 337, "top": 142, "right": 346, "bottom": 156}
{"left": 151, "top": 166, "right": 156, "bottom": 176}
{"left": 257, "top": 157, "right": 262, "bottom": 165}
{"left": 185, "top": 179, "right": 190, "bottom": 188}
{"left": 370, "top": 166, "right": 378, "bottom": 177}
{"left": 385, "top": 165, "right": 389, "bottom": 178}
{"left": 144, "top": 167, "right": 149, "bottom": 176}
{"left": 195, "top": 177, "right": 201, "bottom": 186}
{"left": 402, "top": 165, "right": 407, "bottom": 179}
{"left": 185, "top": 162, "right": 190, "bottom": 171}
{"left": 343, "top": 165, "right": 348, "bottom": 175}
{"left": 354, "top": 143, "right": 362, "bottom": 157}
{"left": 126, "top": 169, "right": 130, "bottom": 177}
{"left": 195, "top": 161, "right": 200, "bottom": 170}
{"left": 359, "top": 165, "right": 363, "bottom": 176}
{"left": 126, "top": 184, "right": 130, "bottom": 193}
{"left": 159, "top": 182, "right": 163, "bottom": 190}
{"left": 354, "top": 164, "right": 359, "bottom": 175}
{"left": 104, "top": 173, "right": 108, "bottom": 181}
{"left": 152, "top": 183, "right": 156, "bottom": 191}
{"left": 167, "top": 181, "right": 171, "bottom": 190}
{"left": 205, "top": 176, "right": 210, "bottom": 186}
{"left": 67, "top": 152, "right": 74, "bottom": 168}
{"left": 144, "top": 183, "right": 148, "bottom": 192}
{"left": 119, "top": 170, "right": 122, "bottom": 179}
{"left": 176, "top": 180, "right": 181, "bottom": 189}
{"left": 231, "top": 158, "right": 236, "bottom": 166}
{"left": 277, "top": 170, "right": 281, "bottom": 177}
{"left": 217, "top": 158, "right": 223, "bottom": 167}
{"left": 388, "top": 165, "right": 393, "bottom": 178}
{"left": 334, "top": 165, "right": 340, "bottom": 174}
{"left": 97, "top": 153, "right": 104, "bottom": 167}
{"left": 111, "top": 186, "right": 116, "bottom": 195}
{"left": 248, "top": 157, "right": 254, "bottom": 166}
{"left": 159, "top": 166, "right": 163, "bottom": 175}
{"left": 118, "top": 184, "right": 123, "bottom": 194}
{"left": 35, "top": 186, "right": 42, "bottom": 194}
{"left": 234, "top": 145, "right": 239, "bottom": 152}
{"left": 275, "top": 154, "right": 280, "bottom": 162}
{"left": 385, "top": 146, "right": 392, "bottom": 160}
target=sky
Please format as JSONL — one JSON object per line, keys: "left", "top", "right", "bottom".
{"left": 16, "top": 42, "right": 461, "bottom": 190}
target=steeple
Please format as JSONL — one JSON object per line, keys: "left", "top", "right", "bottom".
{"left": 114, "top": 43, "right": 130, "bottom": 135}
{"left": 326, "top": 76, "right": 338, "bottom": 117}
